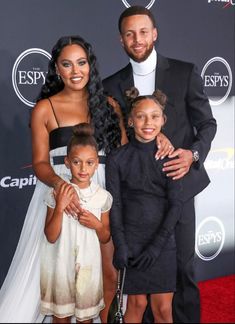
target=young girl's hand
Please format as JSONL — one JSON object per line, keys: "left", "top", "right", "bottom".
{"left": 54, "top": 182, "right": 74, "bottom": 212}
{"left": 78, "top": 209, "right": 101, "bottom": 230}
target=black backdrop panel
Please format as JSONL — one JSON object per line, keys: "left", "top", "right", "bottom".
{"left": 0, "top": 0, "right": 234, "bottom": 287}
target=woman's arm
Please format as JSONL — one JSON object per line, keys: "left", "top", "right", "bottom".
{"left": 31, "top": 100, "right": 81, "bottom": 215}
{"left": 31, "top": 100, "right": 64, "bottom": 189}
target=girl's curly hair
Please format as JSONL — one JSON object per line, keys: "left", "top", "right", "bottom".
{"left": 125, "top": 86, "right": 167, "bottom": 111}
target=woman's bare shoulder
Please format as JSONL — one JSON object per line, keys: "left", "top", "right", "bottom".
{"left": 30, "top": 98, "right": 54, "bottom": 127}
{"left": 31, "top": 98, "right": 53, "bottom": 117}
{"left": 33, "top": 98, "right": 50, "bottom": 110}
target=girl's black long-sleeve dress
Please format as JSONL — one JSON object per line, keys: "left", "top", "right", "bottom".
{"left": 106, "top": 137, "right": 191, "bottom": 294}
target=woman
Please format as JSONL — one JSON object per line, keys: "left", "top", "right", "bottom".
{"left": 0, "top": 35, "right": 127, "bottom": 323}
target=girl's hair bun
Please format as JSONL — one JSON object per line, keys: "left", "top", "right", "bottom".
{"left": 72, "top": 123, "right": 94, "bottom": 137}
{"left": 125, "top": 86, "right": 139, "bottom": 102}
{"left": 67, "top": 122, "right": 98, "bottom": 155}
{"left": 152, "top": 89, "right": 167, "bottom": 106}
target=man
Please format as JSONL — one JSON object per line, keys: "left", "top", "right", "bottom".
{"left": 103, "top": 6, "right": 217, "bottom": 323}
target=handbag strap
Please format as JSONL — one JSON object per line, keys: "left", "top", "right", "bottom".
{"left": 117, "top": 267, "right": 126, "bottom": 311}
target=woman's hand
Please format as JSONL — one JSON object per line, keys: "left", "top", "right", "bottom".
{"left": 155, "top": 132, "right": 174, "bottom": 160}
{"left": 54, "top": 181, "right": 82, "bottom": 217}
{"left": 162, "top": 148, "right": 193, "bottom": 180}
{"left": 53, "top": 182, "right": 74, "bottom": 211}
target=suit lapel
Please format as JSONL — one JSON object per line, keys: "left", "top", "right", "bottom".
{"left": 119, "top": 63, "right": 134, "bottom": 113}
{"left": 155, "top": 54, "right": 176, "bottom": 138}
{"left": 119, "top": 63, "right": 134, "bottom": 93}
{"left": 155, "top": 54, "right": 169, "bottom": 91}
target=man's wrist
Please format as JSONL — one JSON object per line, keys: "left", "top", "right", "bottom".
{"left": 191, "top": 150, "right": 199, "bottom": 163}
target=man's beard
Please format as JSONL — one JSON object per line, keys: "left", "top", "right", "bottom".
{"left": 124, "top": 43, "right": 154, "bottom": 63}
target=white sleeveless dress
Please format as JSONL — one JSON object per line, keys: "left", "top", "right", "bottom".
{"left": 0, "top": 126, "right": 106, "bottom": 323}
{"left": 41, "top": 181, "right": 112, "bottom": 321}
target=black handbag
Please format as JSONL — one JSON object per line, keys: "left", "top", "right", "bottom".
{"left": 107, "top": 267, "right": 126, "bottom": 323}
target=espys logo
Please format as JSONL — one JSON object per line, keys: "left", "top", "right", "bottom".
{"left": 196, "top": 217, "right": 225, "bottom": 261}
{"left": 121, "top": 0, "right": 156, "bottom": 9}
{"left": 12, "top": 48, "right": 51, "bottom": 107}
{"left": 201, "top": 57, "right": 233, "bottom": 106}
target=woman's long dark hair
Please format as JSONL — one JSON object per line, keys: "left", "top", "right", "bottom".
{"left": 37, "top": 35, "right": 121, "bottom": 154}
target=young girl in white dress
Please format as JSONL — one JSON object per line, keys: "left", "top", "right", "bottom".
{"left": 40, "top": 123, "right": 112, "bottom": 323}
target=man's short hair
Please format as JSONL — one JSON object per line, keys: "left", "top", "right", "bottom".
{"left": 118, "top": 5, "right": 156, "bottom": 33}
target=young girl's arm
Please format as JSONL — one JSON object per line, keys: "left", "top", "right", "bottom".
{"left": 79, "top": 210, "right": 110, "bottom": 243}
{"left": 44, "top": 183, "right": 74, "bottom": 243}
{"left": 98, "top": 210, "right": 110, "bottom": 243}
{"left": 44, "top": 206, "right": 63, "bottom": 243}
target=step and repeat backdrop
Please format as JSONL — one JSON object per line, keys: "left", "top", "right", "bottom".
{"left": 0, "top": 0, "right": 234, "bottom": 286}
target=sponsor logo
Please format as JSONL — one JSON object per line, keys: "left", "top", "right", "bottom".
{"left": 205, "top": 147, "right": 234, "bottom": 170}
{"left": 201, "top": 57, "right": 233, "bottom": 106}
{"left": 12, "top": 48, "right": 51, "bottom": 107}
{"left": 208, "top": 0, "right": 235, "bottom": 8}
{"left": 196, "top": 217, "right": 225, "bottom": 261}
{"left": 0, "top": 174, "right": 37, "bottom": 189}
{"left": 121, "top": 0, "right": 156, "bottom": 9}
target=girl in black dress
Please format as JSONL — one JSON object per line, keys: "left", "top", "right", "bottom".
{"left": 106, "top": 88, "right": 186, "bottom": 323}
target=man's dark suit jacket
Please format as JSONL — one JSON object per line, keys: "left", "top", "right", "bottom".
{"left": 103, "top": 53, "right": 217, "bottom": 193}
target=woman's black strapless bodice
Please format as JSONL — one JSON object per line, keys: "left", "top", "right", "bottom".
{"left": 49, "top": 127, "right": 73, "bottom": 150}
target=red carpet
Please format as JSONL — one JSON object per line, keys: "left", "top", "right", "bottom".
{"left": 199, "top": 274, "right": 235, "bottom": 323}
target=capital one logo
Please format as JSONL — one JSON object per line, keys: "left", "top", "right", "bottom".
{"left": 205, "top": 147, "right": 234, "bottom": 170}
{"left": 121, "top": 0, "right": 156, "bottom": 9}
{"left": 208, "top": 0, "right": 235, "bottom": 8}
{"left": 0, "top": 174, "right": 37, "bottom": 190}
{"left": 12, "top": 48, "right": 51, "bottom": 107}
{"left": 201, "top": 57, "right": 233, "bottom": 106}
{"left": 196, "top": 217, "right": 225, "bottom": 261}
